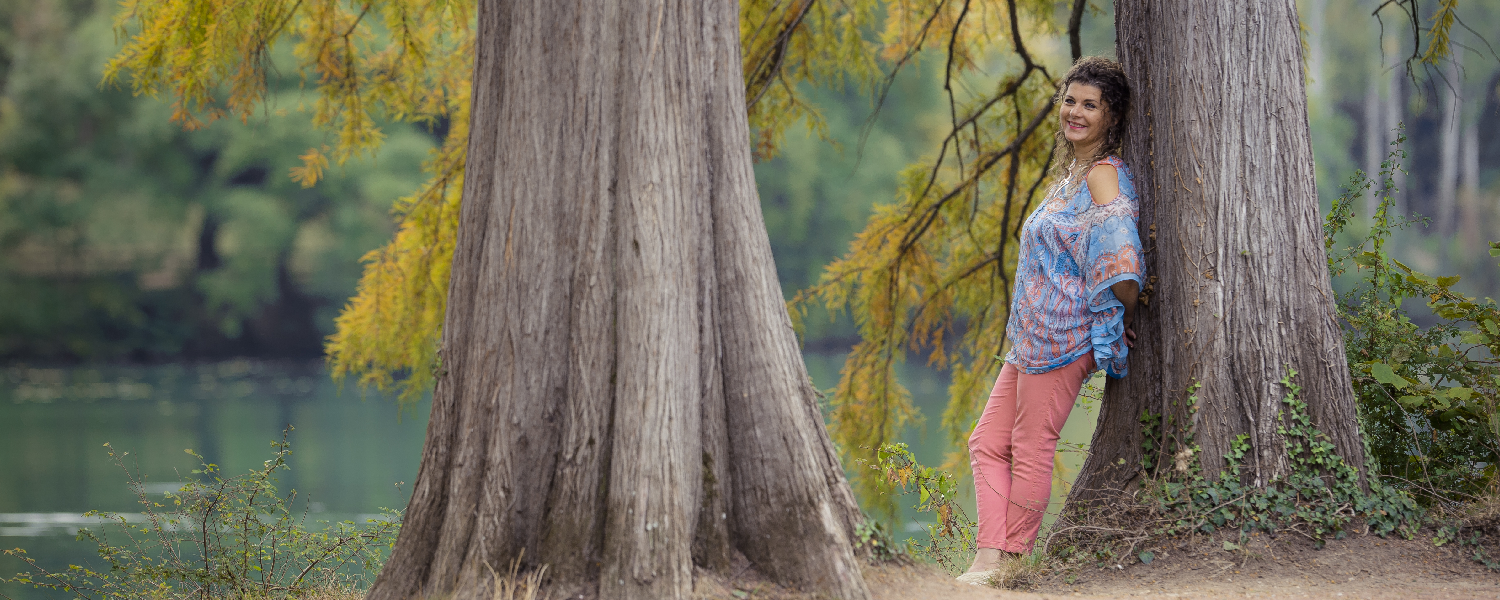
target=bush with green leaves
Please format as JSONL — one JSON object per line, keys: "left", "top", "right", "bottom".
{"left": 3, "top": 431, "right": 400, "bottom": 599}
{"left": 1324, "top": 136, "right": 1500, "bottom": 501}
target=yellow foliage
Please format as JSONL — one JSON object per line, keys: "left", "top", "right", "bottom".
{"left": 794, "top": 0, "right": 1063, "bottom": 515}
{"left": 1422, "top": 0, "right": 1459, "bottom": 65}
{"left": 106, "top": 0, "right": 887, "bottom": 404}
{"left": 106, "top": 0, "right": 1066, "bottom": 516}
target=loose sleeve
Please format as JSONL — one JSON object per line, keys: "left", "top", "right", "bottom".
{"left": 1083, "top": 207, "right": 1143, "bottom": 309}
{"left": 1079, "top": 164, "right": 1144, "bottom": 378}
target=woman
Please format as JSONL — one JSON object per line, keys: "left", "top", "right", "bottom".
{"left": 960, "top": 56, "right": 1142, "bottom": 582}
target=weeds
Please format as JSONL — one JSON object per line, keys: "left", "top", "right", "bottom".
{"left": 866, "top": 443, "right": 971, "bottom": 572}
{"left": 3, "top": 429, "right": 401, "bottom": 600}
{"left": 1124, "top": 371, "right": 1421, "bottom": 545}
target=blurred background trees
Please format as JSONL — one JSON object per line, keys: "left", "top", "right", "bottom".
{"left": 1310, "top": 0, "right": 1500, "bottom": 297}
{"left": 0, "top": 0, "right": 434, "bottom": 361}
{"left": 0, "top": 0, "right": 1497, "bottom": 458}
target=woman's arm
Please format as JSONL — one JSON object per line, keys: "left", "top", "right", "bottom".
{"left": 1110, "top": 279, "right": 1139, "bottom": 347}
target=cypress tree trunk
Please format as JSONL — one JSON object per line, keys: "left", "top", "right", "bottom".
{"left": 1069, "top": 0, "right": 1366, "bottom": 501}
{"left": 364, "top": 1, "right": 870, "bottom": 599}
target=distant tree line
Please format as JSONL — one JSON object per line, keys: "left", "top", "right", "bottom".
{"left": 0, "top": 0, "right": 434, "bottom": 360}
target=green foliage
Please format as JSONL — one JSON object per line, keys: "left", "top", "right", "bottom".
{"left": 868, "top": 442, "right": 973, "bottom": 572}
{"left": 1325, "top": 132, "right": 1500, "bottom": 501}
{"left": 852, "top": 520, "right": 905, "bottom": 564}
{"left": 1138, "top": 371, "right": 1421, "bottom": 547}
{"left": 1433, "top": 521, "right": 1500, "bottom": 571}
{"left": 3, "top": 431, "right": 401, "bottom": 599}
{"left": 0, "top": 0, "right": 432, "bottom": 360}
{"left": 755, "top": 70, "right": 946, "bottom": 304}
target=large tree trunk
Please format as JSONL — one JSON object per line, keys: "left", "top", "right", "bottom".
{"left": 1069, "top": 0, "right": 1366, "bottom": 501}
{"left": 364, "top": 2, "right": 870, "bottom": 599}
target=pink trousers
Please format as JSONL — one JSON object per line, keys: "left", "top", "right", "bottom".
{"left": 968, "top": 354, "right": 1094, "bottom": 553}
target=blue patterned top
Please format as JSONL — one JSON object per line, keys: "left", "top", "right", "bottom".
{"left": 1003, "top": 156, "right": 1144, "bottom": 378}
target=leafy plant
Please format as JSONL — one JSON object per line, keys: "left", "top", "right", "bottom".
{"left": 868, "top": 442, "right": 973, "bottom": 572}
{"left": 1324, "top": 130, "right": 1500, "bottom": 501}
{"left": 3, "top": 430, "right": 401, "bottom": 599}
{"left": 1136, "top": 371, "right": 1421, "bottom": 547}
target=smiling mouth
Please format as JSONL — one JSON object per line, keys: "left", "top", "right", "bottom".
{"left": 1067, "top": 121, "right": 1087, "bottom": 130}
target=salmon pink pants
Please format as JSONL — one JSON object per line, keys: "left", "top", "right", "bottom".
{"left": 968, "top": 354, "right": 1094, "bottom": 553}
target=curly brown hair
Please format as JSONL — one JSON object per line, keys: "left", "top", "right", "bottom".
{"left": 1048, "top": 56, "right": 1131, "bottom": 183}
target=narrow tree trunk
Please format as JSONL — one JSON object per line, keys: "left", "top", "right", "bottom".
{"left": 1385, "top": 54, "right": 1406, "bottom": 215}
{"left": 1458, "top": 109, "right": 1481, "bottom": 248}
{"left": 1070, "top": 0, "right": 1365, "bottom": 500}
{"left": 1437, "top": 45, "right": 1462, "bottom": 236}
{"left": 364, "top": 2, "right": 870, "bottom": 599}
{"left": 1363, "top": 59, "right": 1384, "bottom": 217}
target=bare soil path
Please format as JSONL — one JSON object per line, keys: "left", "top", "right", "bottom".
{"left": 698, "top": 529, "right": 1500, "bottom": 600}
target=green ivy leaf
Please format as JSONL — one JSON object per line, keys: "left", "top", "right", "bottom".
{"left": 1139, "top": 551, "right": 1155, "bottom": 564}
{"left": 1370, "top": 362, "right": 1411, "bottom": 389}
{"left": 1398, "top": 395, "right": 1425, "bottom": 408}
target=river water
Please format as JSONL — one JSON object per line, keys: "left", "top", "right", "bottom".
{"left": 0, "top": 357, "right": 1095, "bottom": 598}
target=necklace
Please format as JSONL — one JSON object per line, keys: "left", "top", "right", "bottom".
{"left": 1054, "top": 160, "right": 1086, "bottom": 197}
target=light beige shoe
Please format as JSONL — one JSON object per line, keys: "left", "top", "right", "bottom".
{"left": 954, "top": 569, "right": 996, "bottom": 586}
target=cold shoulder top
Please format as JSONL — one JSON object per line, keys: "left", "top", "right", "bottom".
{"left": 1003, "top": 155, "right": 1144, "bottom": 378}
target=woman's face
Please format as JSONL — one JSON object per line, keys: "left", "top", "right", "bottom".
{"left": 1060, "top": 82, "right": 1109, "bottom": 153}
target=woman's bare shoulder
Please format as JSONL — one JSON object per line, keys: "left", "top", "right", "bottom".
{"left": 1086, "top": 162, "right": 1120, "bottom": 206}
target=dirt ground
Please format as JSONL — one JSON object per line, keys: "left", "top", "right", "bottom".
{"left": 699, "top": 529, "right": 1500, "bottom": 600}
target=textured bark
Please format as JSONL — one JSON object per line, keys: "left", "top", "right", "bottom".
{"left": 363, "top": 1, "right": 870, "bottom": 599}
{"left": 1070, "top": 0, "right": 1366, "bottom": 501}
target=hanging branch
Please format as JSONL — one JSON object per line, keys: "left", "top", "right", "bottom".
{"left": 784, "top": 0, "right": 1072, "bottom": 515}
{"left": 1068, "top": 0, "right": 1086, "bottom": 62}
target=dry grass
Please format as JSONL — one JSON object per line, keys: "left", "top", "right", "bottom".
{"left": 976, "top": 555, "right": 1046, "bottom": 589}
{"left": 487, "top": 558, "right": 547, "bottom": 600}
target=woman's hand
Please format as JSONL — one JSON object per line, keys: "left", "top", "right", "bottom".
{"left": 1110, "top": 279, "right": 1140, "bottom": 348}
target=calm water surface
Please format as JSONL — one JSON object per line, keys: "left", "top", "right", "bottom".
{"left": 1, "top": 356, "right": 1095, "bottom": 598}
{"left": 1, "top": 360, "right": 427, "bottom": 599}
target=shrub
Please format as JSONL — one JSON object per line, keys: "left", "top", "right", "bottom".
{"left": 4, "top": 430, "right": 401, "bottom": 600}
{"left": 1325, "top": 134, "right": 1500, "bottom": 502}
